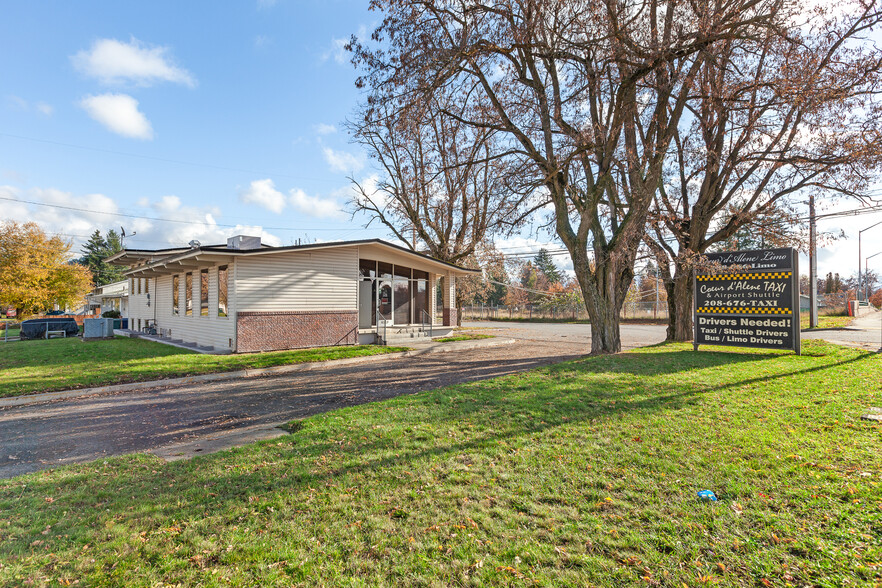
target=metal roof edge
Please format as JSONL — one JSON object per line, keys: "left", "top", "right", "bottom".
{"left": 121, "top": 238, "right": 480, "bottom": 275}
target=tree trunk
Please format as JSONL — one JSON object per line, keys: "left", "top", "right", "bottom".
{"left": 666, "top": 261, "right": 694, "bottom": 342}
{"left": 574, "top": 253, "right": 633, "bottom": 354}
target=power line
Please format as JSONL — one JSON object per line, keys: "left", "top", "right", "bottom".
{"left": 0, "top": 195, "right": 376, "bottom": 233}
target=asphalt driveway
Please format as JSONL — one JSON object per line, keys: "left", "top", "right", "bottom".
{"left": 0, "top": 322, "right": 666, "bottom": 479}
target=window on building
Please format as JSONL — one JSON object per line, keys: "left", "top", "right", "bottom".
{"left": 359, "top": 259, "right": 377, "bottom": 278}
{"left": 137, "top": 278, "right": 141, "bottom": 295}
{"left": 172, "top": 275, "right": 180, "bottom": 315}
{"left": 145, "top": 278, "right": 149, "bottom": 294}
{"left": 185, "top": 272, "right": 193, "bottom": 316}
{"left": 200, "top": 269, "right": 209, "bottom": 316}
{"left": 218, "top": 265, "right": 228, "bottom": 317}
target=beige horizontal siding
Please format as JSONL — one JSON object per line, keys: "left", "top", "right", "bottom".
{"left": 235, "top": 247, "right": 358, "bottom": 312}
{"left": 127, "top": 277, "right": 154, "bottom": 327}
{"left": 151, "top": 269, "right": 236, "bottom": 351}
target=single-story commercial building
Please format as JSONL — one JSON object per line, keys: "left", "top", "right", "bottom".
{"left": 106, "top": 236, "right": 478, "bottom": 353}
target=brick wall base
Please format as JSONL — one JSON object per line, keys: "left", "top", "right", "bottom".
{"left": 442, "top": 307, "right": 458, "bottom": 327}
{"left": 236, "top": 310, "right": 358, "bottom": 353}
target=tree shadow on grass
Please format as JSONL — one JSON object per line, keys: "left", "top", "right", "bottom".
{"left": 2, "top": 343, "right": 878, "bottom": 578}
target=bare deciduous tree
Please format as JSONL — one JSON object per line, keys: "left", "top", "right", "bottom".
{"left": 349, "top": 93, "right": 525, "bottom": 323}
{"left": 646, "top": 2, "right": 882, "bottom": 341}
{"left": 350, "top": 0, "right": 786, "bottom": 353}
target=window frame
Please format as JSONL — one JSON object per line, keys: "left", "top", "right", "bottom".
{"left": 200, "top": 269, "right": 209, "bottom": 316}
{"left": 217, "top": 265, "right": 228, "bottom": 318}
{"left": 172, "top": 275, "right": 180, "bottom": 316}
{"left": 185, "top": 272, "right": 193, "bottom": 316}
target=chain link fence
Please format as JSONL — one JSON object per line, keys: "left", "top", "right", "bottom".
{"left": 461, "top": 302, "right": 668, "bottom": 321}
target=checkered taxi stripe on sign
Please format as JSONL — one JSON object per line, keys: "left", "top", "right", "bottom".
{"left": 696, "top": 271, "right": 792, "bottom": 281}
{"left": 696, "top": 307, "right": 793, "bottom": 315}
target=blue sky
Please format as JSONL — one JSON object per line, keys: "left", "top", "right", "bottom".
{"left": 0, "top": 0, "right": 387, "bottom": 250}
{"left": 1, "top": 0, "right": 881, "bottom": 280}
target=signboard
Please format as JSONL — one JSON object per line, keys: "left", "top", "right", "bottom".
{"left": 693, "top": 248, "right": 800, "bottom": 354}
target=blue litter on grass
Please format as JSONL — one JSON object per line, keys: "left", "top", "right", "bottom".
{"left": 697, "top": 490, "right": 717, "bottom": 502}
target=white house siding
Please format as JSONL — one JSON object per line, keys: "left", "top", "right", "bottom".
{"left": 235, "top": 247, "right": 359, "bottom": 312}
{"left": 152, "top": 267, "right": 236, "bottom": 351}
{"left": 127, "top": 277, "right": 155, "bottom": 330}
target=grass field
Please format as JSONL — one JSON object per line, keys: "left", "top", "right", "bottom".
{"left": 0, "top": 337, "right": 408, "bottom": 398}
{"left": 1, "top": 340, "right": 879, "bottom": 586}
{"left": 799, "top": 313, "right": 853, "bottom": 330}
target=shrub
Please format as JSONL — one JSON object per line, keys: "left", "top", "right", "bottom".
{"left": 101, "top": 310, "right": 121, "bottom": 318}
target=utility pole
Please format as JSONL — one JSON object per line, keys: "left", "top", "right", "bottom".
{"left": 809, "top": 195, "right": 819, "bottom": 328}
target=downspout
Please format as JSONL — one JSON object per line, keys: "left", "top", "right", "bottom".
{"left": 231, "top": 258, "right": 237, "bottom": 353}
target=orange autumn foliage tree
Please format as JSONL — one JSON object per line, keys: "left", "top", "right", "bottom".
{"left": 0, "top": 221, "right": 93, "bottom": 318}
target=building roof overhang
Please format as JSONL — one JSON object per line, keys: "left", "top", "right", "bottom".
{"left": 113, "top": 239, "right": 481, "bottom": 278}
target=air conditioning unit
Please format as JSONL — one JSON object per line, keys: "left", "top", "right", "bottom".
{"left": 227, "top": 235, "right": 262, "bottom": 250}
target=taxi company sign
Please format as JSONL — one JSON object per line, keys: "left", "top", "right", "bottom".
{"left": 693, "top": 248, "right": 800, "bottom": 354}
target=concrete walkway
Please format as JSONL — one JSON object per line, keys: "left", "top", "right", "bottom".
{"left": 802, "top": 309, "right": 882, "bottom": 351}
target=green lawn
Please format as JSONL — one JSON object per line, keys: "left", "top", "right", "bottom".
{"left": 0, "top": 337, "right": 408, "bottom": 398}
{"left": 1, "top": 340, "right": 879, "bottom": 586}
{"left": 799, "top": 313, "right": 853, "bottom": 330}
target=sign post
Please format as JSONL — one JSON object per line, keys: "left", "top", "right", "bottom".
{"left": 693, "top": 248, "right": 801, "bottom": 355}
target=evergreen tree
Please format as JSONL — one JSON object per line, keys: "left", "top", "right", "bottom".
{"left": 79, "top": 229, "right": 125, "bottom": 286}
{"left": 825, "top": 272, "right": 833, "bottom": 294}
{"left": 533, "top": 249, "right": 562, "bottom": 286}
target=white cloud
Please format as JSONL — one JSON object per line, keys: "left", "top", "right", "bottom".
{"left": 79, "top": 93, "right": 154, "bottom": 140}
{"left": 0, "top": 184, "right": 284, "bottom": 252}
{"left": 7, "top": 95, "right": 28, "bottom": 110}
{"left": 321, "top": 26, "right": 365, "bottom": 65}
{"left": 0, "top": 185, "right": 123, "bottom": 246}
{"left": 314, "top": 123, "right": 337, "bottom": 135}
{"left": 322, "top": 147, "right": 364, "bottom": 174}
{"left": 254, "top": 34, "right": 272, "bottom": 49}
{"left": 153, "top": 195, "right": 182, "bottom": 213}
{"left": 71, "top": 38, "right": 195, "bottom": 88}
{"left": 239, "top": 179, "right": 287, "bottom": 213}
{"left": 289, "top": 188, "right": 345, "bottom": 219}
{"left": 6, "top": 95, "right": 53, "bottom": 116}
{"left": 322, "top": 38, "right": 349, "bottom": 65}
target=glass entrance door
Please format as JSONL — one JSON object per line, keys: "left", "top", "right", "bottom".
{"left": 393, "top": 280, "right": 410, "bottom": 324}
{"left": 378, "top": 280, "right": 392, "bottom": 324}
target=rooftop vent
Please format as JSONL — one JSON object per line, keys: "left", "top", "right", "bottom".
{"left": 188, "top": 239, "right": 201, "bottom": 248}
{"left": 227, "top": 235, "right": 262, "bottom": 250}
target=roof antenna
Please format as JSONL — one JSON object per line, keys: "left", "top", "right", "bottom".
{"left": 121, "top": 226, "right": 136, "bottom": 248}
{"left": 189, "top": 239, "right": 201, "bottom": 248}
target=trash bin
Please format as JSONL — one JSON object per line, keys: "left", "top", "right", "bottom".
{"left": 121, "top": 318, "right": 128, "bottom": 329}
{"left": 113, "top": 318, "right": 121, "bottom": 330}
